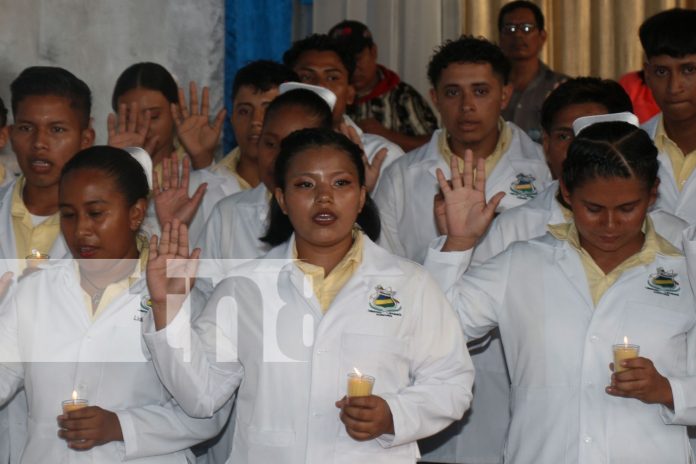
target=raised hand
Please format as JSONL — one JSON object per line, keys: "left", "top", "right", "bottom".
{"left": 436, "top": 150, "right": 505, "bottom": 252}
{"left": 606, "top": 357, "right": 674, "bottom": 408}
{"left": 57, "top": 406, "right": 123, "bottom": 450}
{"left": 172, "top": 81, "right": 226, "bottom": 170}
{"left": 0, "top": 272, "right": 13, "bottom": 301}
{"left": 107, "top": 102, "right": 158, "bottom": 155}
{"left": 335, "top": 395, "right": 394, "bottom": 441}
{"left": 147, "top": 219, "right": 201, "bottom": 330}
{"left": 153, "top": 153, "right": 207, "bottom": 228}
{"left": 363, "top": 148, "right": 387, "bottom": 193}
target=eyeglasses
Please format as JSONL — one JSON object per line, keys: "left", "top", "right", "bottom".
{"left": 501, "top": 23, "right": 537, "bottom": 34}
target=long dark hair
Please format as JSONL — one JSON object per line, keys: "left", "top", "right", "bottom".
{"left": 261, "top": 128, "right": 380, "bottom": 246}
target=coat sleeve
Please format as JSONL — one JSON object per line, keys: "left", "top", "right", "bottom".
{"left": 373, "top": 163, "right": 408, "bottom": 258}
{"left": 116, "top": 396, "right": 233, "bottom": 459}
{"left": 0, "top": 286, "right": 24, "bottom": 407}
{"left": 422, "top": 236, "right": 474, "bottom": 291}
{"left": 142, "top": 279, "right": 244, "bottom": 419}
{"left": 377, "top": 270, "right": 474, "bottom": 447}
{"left": 195, "top": 202, "right": 226, "bottom": 299}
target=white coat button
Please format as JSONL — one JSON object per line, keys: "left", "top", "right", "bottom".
{"left": 590, "top": 335, "right": 598, "bottom": 342}
{"left": 583, "top": 435, "right": 592, "bottom": 444}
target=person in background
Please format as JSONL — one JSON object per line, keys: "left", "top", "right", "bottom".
{"left": 639, "top": 8, "right": 696, "bottom": 224}
{"left": 212, "top": 60, "right": 298, "bottom": 190}
{"left": 328, "top": 19, "right": 438, "bottom": 152}
{"left": 498, "top": 0, "right": 567, "bottom": 143}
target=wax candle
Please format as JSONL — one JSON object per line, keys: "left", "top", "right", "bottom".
{"left": 62, "top": 390, "right": 88, "bottom": 413}
{"left": 347, "top": 368, "right": 375, "bottom": 397}
{"left": 612, "top": 336, "right": 639, "bottom": 373}
{"left": 25, "top": 249, "right": 49, "bottom": 269}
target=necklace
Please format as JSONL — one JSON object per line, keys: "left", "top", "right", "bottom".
{"left": 80, "top": 271, "right": 108, "bottom": 310}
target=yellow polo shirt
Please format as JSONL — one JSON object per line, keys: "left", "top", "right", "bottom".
{"left": 548, "top": 218, "right": 680, "bottom": 305}
{"left": 11, "top": 177, "right": 61, "bottom": 259}
{"left": 654, "top": 116, "right": 696, "bottom": 191}
{"left": 80, "top": 234, "right": 150, "bottom": 320}
{"left": 0, "top": 162, "right": 5, "bottom": 185}
{"left": 212, "top": 147, "right": 252, "bottom": 191}
{"left": 293, "top": 229, "right": 364, "bottom": 313}
{"left": 439, "top": 118, "right": 512, "bottom": 179}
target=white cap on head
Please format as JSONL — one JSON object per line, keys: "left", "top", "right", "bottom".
{"left": 572, "top": 112, "right": 640, "bottom": 136}
{"left": 123, "top": 146, "right": 153, "bottom": 190}
{"left": 279, "top": 82, "right": 337, "bottom": 110}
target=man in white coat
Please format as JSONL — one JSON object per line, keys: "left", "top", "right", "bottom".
{"left": 373, "top": 36, "right": 549, "bottom": 464}
{"left": 639, "top": 8, "right": 696, "bottom": 224}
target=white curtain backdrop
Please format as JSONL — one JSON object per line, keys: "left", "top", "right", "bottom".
{"left": 0, "top": 0, "right": 224, "bottom": 171}
{"left": 312, "top": 0, "right": 461, "bottom": 108}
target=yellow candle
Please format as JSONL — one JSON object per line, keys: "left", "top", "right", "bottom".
{"left": 347, "top": 369, "right": 375, "bottom": 397}
{"left": 613, "top": 336, "right": 639, "bottom": 373}
{"left": 62, "top": 390, "right": 88, "bottom": 413}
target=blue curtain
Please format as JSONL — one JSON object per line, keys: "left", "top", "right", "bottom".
{"left": 224, "top": 0, "right": 293, "bottom": 153}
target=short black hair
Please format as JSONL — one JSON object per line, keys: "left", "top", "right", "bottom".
{"left": 264, "top": 88, "right": 333, "bottom": 131}
{"left": 232, "top": 60, "right": 298, "bottom": 102}
{"left": 498, "top": 1, "right": 545, "bottom": 32}
{"left": 261, "top": 128, "right": 380, "bottom": 246}
{"left": 639, "top": 8, "right": 696, "bottom": 59}
{"left": 541, "top": 77, "right": 633, "bottom": 133}
{"left": 562, "top": 122, "right": 658, "bottom": 193}
{"left": 61, "top": 145, "right": 149, "bottom": 207}
{"left": 0, "top": 97, "right": 7, "bottom": 127}
{"left": 11, "top": 66, "right": 92, "bottom": 128}
{"left": 283, "top": 34, "right": 356, "bottom": 80}
{"left": 428, "top": 35, "right": 511, "bottom": 87}
{"left": 111, "top": 62, "right": 178, "bottom": 111}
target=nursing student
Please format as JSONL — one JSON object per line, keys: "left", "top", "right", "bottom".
{"left": 143, "top": 128, "right": 473, "bottom": 463}
{"left": 0, "top": 146, "right": 227, "bottom": 463}
{"left": 427, "top": 121, "right": 696, "bottom": 463}
{"left": 111, "top": 62, "right": 238, "bottom": 246}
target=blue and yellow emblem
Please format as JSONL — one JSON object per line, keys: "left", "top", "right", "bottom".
{"left": 646, "top": 267, "right": 680, "bottom": 296}
{"left": 135, "top": 295, "right": 152, "bottom": 321}
{"left": 509, "top": 173, "right": 537, "bottom": 199}
{"left": 369, "top": 285, "right": 402, "bottom": 317}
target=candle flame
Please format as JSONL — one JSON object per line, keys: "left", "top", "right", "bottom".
{"left": 623, "top": 336, "right": 628, "bottom": 345}
{"left": 31, "top": 249, "right": 41, "bottom": 258}
{"left": 71, "top": 390, "right": 78, "bottom": 401}
{"left": 353, "top": 367, "right": 362, "bottom": 377}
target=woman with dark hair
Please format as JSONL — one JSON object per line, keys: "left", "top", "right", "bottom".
{"left": 0, "top": 146, "right": 226, "bottom": 462}
{"left": 143, "top": 127, "right": 474, "bottom": 463}
{"left": 427, "top": 121, "right": 696, "bottom": 463}
{"left": 111, "top": 62, "right": 226, "bottom": 171}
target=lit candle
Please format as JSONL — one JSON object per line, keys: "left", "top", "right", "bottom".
{"left": 25, "top": 249, "right": 49, "bottom": 269}
{"left": 62, "top": 390, "right": 88, "bottom": 413}
{"left": 347, "top": 367, "right": 375, "bottom": 397}
{"left": 612, "top": 336, "right": 640, "bottom": 373}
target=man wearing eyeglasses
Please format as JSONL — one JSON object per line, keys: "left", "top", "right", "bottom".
{"left": 498, "top": 0, "right": 567, "bottom": 143}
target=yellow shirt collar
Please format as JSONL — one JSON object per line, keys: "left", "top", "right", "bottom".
{"left": 438, "top": 118, "right": 512, "bottom": 177}
{"left": 654, "top": 115, "right": 696, "bottom": 190}
{"left": 548, "top": 218, "right": 680, "bottom": 305}
{"left": 292, "top": 228, "right": 364, "bottom": 313}
{"left": 213, "top": 146, "right": 252, "bottom": 190}
{"left": 11, "top": 176, "right": 61, "bottom": 259}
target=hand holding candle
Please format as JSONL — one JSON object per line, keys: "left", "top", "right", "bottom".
{"left": 612, "top": 336, "right": 639, "bottom": 373}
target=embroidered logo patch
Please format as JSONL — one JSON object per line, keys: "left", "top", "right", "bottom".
{"left": 509, "top": 173, "right": 537, "bottom": 199}
{"left": 646, "top": 267, "right": 680, "bottom": 296}
{"left": 134, "top": 295, "right": 152, "bottom": 321}
{"left": 368, "top": 285, "right": 402, "bottom": 317}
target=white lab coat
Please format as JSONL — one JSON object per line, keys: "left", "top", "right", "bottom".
{"left": 425, "top": 233, "right": 696, "bottom": 463}
{"left": 474, "top": 180, "right": 689, "bottom": 265}
{"left": 643, "top": 114, "right": 696, "bottom": 224}
{"left": 143, "top": 235, "right": 474, "bottom": 464}
{"left": 374, "top": 124, "right": 552, "bottom": 264}
{"left": 0, "top": 259, "right": 228, "bottom": 463}
{"left": 0, "top": 179, "right": 69, "bottom": 464}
